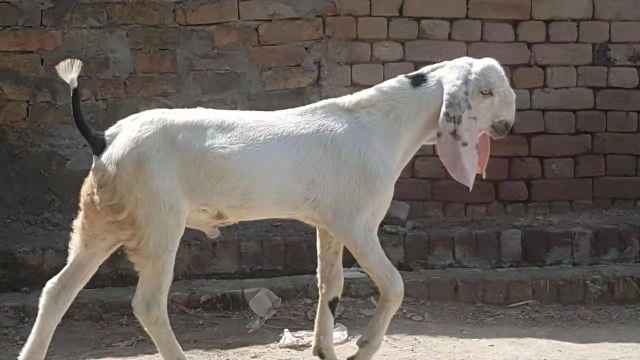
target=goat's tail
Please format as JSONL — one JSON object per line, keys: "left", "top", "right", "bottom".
{"left": 55, "top": 58, "right": 106, "bottom": 156}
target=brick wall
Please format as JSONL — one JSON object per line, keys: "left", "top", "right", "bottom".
{"left": 2, "top": 0, "right": 640, "bottom": 230}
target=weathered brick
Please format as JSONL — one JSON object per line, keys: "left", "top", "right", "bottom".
{"left": 337, "top": 0, "right": 369, "bottom": 15}
{"left": 395, "top": 179, "right": 430, "bottom": 200}
{"left": 512, "top": 67, "right": 544, "bottom": 89}
{"left": 135, "top": 52, "right": 176, "bottom": 74}
{"left": 428, "top": 230, "right": 454, "bottom": 267}
{"left": 465, "top": 204, "right": 487, "bottom": 219}
{"left": 499, "top": 229, "right": 522, "bottom": 264}
{"left": 610, "top": 21, "right": 640, "bottom": 42}
{"left": 483, "top": 22, "right": 515, "bottom": 42}
{"left": 176, "top": 0, "right": 237, "bottom": 24}
{"left": 372, "top": 41, "right": 403, "bottom": 62}
{"left": 544, "top": 111, "right": 575, "bottom": 133}
{"left": 576, "top": 111, "right": 606, "bottom": 132}
{"left": 517, "top": 21, "right": 546, "bottom": 42}
{"left": 485, "top": 157, "right": 509, "bottom": 180}
{"left": 608, "top": 68, "right": 639, "bottom": 88}
{"left": 469, "top": 0, "right": 531, "bottom": 20}
{"left": 409, "top": 201, "right": 444, "bottom": 218}
{"left": 515, "top": 89, "right": 531, "bottom": 110}
{"left": 129, "top": 27, "right": 178, "bottom": 50}
{"left": 469, "top": 43, "right": 530, "bottom": 65}
{"left": 419, "top": 20, "right": 450, "bottom": 40}
{"left": 403, "top": 0, "right": 467, "bottom": 18}
{"left": 531, "top": 134, "right": 591, "bottom": 156}
{"left": 522, "top": 229, "right": 548, "bottom": 264}
{"left": 575, "top": 155, "right": 605, "bottom": 177}
{"left": 530, "top": 202, "right": 558, "bottom": 215}
{"left": 498, "top": 181, "right": 528, "bottom": 201}
{"left": 0, "top": 30, "right": 62, "bottom": 51}
{"left": 532, "top": 44, "right": 592, "bottom": 65}
{"left": 239, "top": 0, "right": 336, "bottom": 19}
{"left": 326, "top": 16, "right": 357, "bottom": 39}
{"left": 357, "top": 17, "right": 387, "bottom": 39}
{"left": 608, "top": 112, "right": 638, "bottom": 132}
{"left": 414, "top": 157, "right": 447, "bottom": 179}
{"left": 577, "top": 66, "right": 607, "bottom": 87}
{"left": 533, "top": 0, "right": 593, "bottom": 19}
{"left": 544, "top": 158, "right": 574, "bottom": 178}
{"left": 530, "top": 179, "right": 593, "bottom": 201}
{"left": 621, "top": 228, "right": 640, "bottom": 262}
{"left": 327, "top": 40, "right": 371, "bottom": 63}
{"left": 0, "top": 102, "right": 28, "bottom": 128}
{"left": 352, "top": 63, "right": 383, "bottom": 86}
{"left": 258, "top": 19, "right": 323, "bottom": 44}
{"left": 483, "top": 280, "right": 507, "bottom": 305}
{"left": 557, "top": 280, "right": 585, "bottom": 304}
{"left": 595, "top": 0, "right": 640, "bottom": 20}
{"left": 505, "top": 203, "right": 526, "bottom": 216}
{"left": 451, "top": 20, "right": 482, "bottom": 41}
{"left": 249, "top": 45, "right": 308, "bottom": 67}
{"left": 0, "top": 53, "right": 42, "bottom": 76}
{"left": 429, "top": 279, "right": 456, "bottom": 301}
{"left": 606, "top": 44, "right": 640, "bottom": 66}
{"left": 508, "top": 281, "right": 532, "bottom": 302}
{"left": 384, "top": 62, "right": 414, "bottom": 79}
{"left": 597, "top": 90, "right": 640, "bottom": 111}
{"left": 405, "top": 40, "right": 467, "bottom": 62}
{"left": 548, "top": 21, "right": 578, "bottom": 42}
{"left": 532, "top": 88, "right": 594, "bottom": 110}
{"left": 546, "top": 66, "right": 576, "bottom": 88}
{"left": 211, "top": 23, "right": 258, "bottom": 48}
{"left": 594, "top": 133, "right": 640, "bottom": 155}
{"left": 492, "top": 135, "right": 529, "bottom": 156}
{"left": 82, "top": 79, "right": 126, "bottom": 100}
{"left": 262, "top": 66, "right": 318, "bottom": 90}
{"left": 607, "top": 155, "right": 637, "bottom": 176}
{"left": 0, "top": 2, "right": 38, "bottom": 26}
{"left": 510, "top": 158, "right": 541, "bottom": 179}
{"left": 372, "top": 0, "right": 402, "bottom": 15}
{"left": 110, "top": 2, "right": 174, "bottom": 25}
{"left": 432, "top": 181, "right": 495, "bottom": 203}
{"left": 572, "top": 229, "right": 593, "bottom": 265}
{"left": 579, "top": 21, "right": 610, "bottom": 43}
{"left": 125, "top": 75, "right": 177, "bottom": 97}
{"left": 458, "top": 280, "right": 483, "bottom": 303}
{"left": 389, "top": 18, "right": 418, "bottom": 39}
{"left": 514, "top": 111, "right": 544, "bottom": 133}
{"left": 473, "top": 230, "right": 500, "bottom": 267}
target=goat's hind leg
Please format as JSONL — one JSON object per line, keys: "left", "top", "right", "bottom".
{"left": 312, "top": 227, "right": 344, "bottom": 360}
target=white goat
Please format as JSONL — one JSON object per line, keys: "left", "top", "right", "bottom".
{"left": 19, "top": 56, "right": 515, "bottom": 360}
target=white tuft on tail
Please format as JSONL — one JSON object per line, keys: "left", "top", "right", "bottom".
{"left": 55, "top": 58, "right": 83, "bottom": 89}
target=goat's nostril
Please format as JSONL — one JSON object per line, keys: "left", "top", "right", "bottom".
{"left": 491, "top": 120, "right": 512, "bottom": 137}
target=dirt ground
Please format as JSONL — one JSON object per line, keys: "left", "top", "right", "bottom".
{"left": 3, "top": 297, "right": 640, "bottom": 360}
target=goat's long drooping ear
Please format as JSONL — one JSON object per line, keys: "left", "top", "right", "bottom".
{"left": 436, "top": 61, "right": 490, "bottom": 190}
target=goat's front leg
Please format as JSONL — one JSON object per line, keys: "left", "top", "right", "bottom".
{"left": 312, "top": 227, "right": 344, "bottom": 360}
{"left": 340, "top": 226, "right": 404, "bottom": 360}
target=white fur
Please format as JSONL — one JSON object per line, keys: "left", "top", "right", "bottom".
{"left": 19, "top": 57, "right": 515, "bottom": 360}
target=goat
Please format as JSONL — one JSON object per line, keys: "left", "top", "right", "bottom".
{"left": 19, "top": 56, "right": 515, "bottom": 360}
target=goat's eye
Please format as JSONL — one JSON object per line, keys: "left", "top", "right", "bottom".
{"left": 480, "top": 89, "right": 493, "bottom": 96}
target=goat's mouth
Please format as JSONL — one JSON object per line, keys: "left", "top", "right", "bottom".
{"left": 489, "top": 119, "right": 512, "bottom": 139}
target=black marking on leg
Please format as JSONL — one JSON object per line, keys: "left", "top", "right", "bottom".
{"left": 357, "top": 338, "right": 369, "bottom": 347}
{"left": 449, "top": 128, "right": 461, "bottom": 141}
{"left": 405, "top": 72, "right": 427, "bottom": 87}
{"left": 316, "top": 348, "right": 325, "bottom": 359}
{"left": 347, "top": 356, "right": 357, "bottom": 360}
{"left": 328, "top": 297, "right": 339, "bottom": 318}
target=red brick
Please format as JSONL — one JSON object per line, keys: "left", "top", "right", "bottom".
{"left": 419, "top": 20, "right": 450, "bottom": 40}
{"left": 608, "top": 68, "right": 639, "bottom": 88}
{"left": 469, "top": 0, "right": 531, "bottom": 20}
{"left": 531, "top": 134, "right": 591, "bottom": 156}
{"left": 595, "top": 0, "right": 640, "bottom": 20}
{"left": 576, "top": 111, "right": 606, "bottom": 132}
{"left": 372, "top": 0, "right": 402, "bottom": 15}
{"left": 403, "top": 0, "right": 466, "bottom": 18}
{"left": 548, "top": 21, "right": 578, "bottom": 42}
{"left": 395, "top": 179, "right": 430, "bottom": 200}
{"left": 238, "top": 0, "right": 336, "bottom": 19}
{"left": 451, "top": 20, "right": 482, "bottom": 41}
{"left": 593, "top": 133, "right": 640, "bottom": 155}
{"left": 352, "top": 63, "right": 383, "bottom": 86}
{"left": 595, "top": 177, "right": 640, "bottom": 199}
{"left": 176, "top": 0, "right": 237, "bottom": 24}
{"left": 211, "top": 23, "right": 258, "bottom": 48}
{"left": 532, "top": 88, "right": 594, "bottom": 110}
{"left": 530, "top": 179, "right": 593, "bottom": 201}
{"left": 135, "top": 52, "right": 176, "bottom": 74}
{"left": 533, "top": 0, "right": 593, "bottom": 19}
{"left": 607, "top": 155, "right": 637, "bottom": 176}
{"left": 510, "top": 157, "right": 542, "bottom": 179}
{"left": 498, "top": 181, "right": 529, "bottom": 201}
{"left": 483, "top": 22, "right": 515, "bottom": 42}
{"left": 249, "top": 45, "right": 308, "bottom": 67}
{"left": 579, "top": 21, "right": 610, "bottom": 43}
{"left": 512, "top": 66, "right": 544, "bottom": 88}
{"left": 326, "top": 16, "right": 357, "bottom": 39}
{"left": 389, "top": 18, "right": 418, "bottom": 39}
{"left": 0, "top": 30, "right": 62, "bottom": 51}
{"left": 432, "top": 181, "right": 495, "bottom": 203}
{"left": 492, "top": 135, "right": 529, "bottom": 157}
{"left": 517, "top": 21, "right": 546, "bottom": 42}
{"left": 514, "top": 111, "right": 544, "bottom": 133}
{"left": 258, "top": 19, "right": 323, "bottom": 44}
{"left": 532, "top": 44, "right": 592, "bottom": 65}
{"left": 577, "top": 66, "right": 608, "bottom": 87}
{"left": 544, "top": 158, "right": 574, "bottom": 178}
{"left": 544, "top": 111, "right": 575, "bottom": 133}
{"left": 384, "top": 62, "right": 414, "bottom": 79}
{"left": 357, "top": 17, "right": 387, "bottom": 39}
{"left": 372, "top": 41, "right": 403, "bottom": 62}
{"left": 485, "top": 158, "right": 509, "bottom": 180}
{"left": 414, "top": 157, "right": 447, "bottom": 179}
{"left": 608, "top": 112, "right": 638, "bottom": 132}
{"left": 468, "top": 42, "right": 530, "bottom": 65}
{"left": 405, "top": 40, "right": 467, "bottom": 62}
{"left": 575, "top": 155, "right": 605, "bottom": 177}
